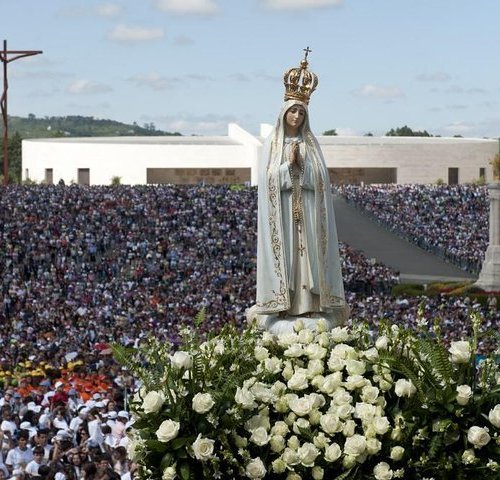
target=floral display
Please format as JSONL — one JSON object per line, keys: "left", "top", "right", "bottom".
{"left": 113, "top": 312, "right": 500, "bottom": 479}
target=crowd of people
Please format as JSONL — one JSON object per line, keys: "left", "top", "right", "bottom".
{"left": 335, "top": 184, "right": 488, "bottom": 273}
{"left": 0, "top": 184, "right": 498, "bottom": 478}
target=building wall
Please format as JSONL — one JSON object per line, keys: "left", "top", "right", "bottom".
{"left": 22, "top": 126, "right": 499, "bottom": 186}
{"left": 23, "top": 140, "right": 248, "bottom": 185}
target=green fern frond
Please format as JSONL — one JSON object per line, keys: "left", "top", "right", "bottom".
{"left": 194, "top": 308, "right": 206, "bottom": 328}
{"left": 415, "top": 338, "right": 453, "bottom": 383}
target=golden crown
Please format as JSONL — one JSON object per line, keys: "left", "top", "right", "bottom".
{"left": 283, "top": 47, "right": 318, "bottom": 105}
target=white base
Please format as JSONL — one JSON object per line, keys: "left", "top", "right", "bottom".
{"left": 246, "top": 306, "right": 347, "bottom": 335}
{"left": 475, "top": 246, "right": 500, "bottom": 291}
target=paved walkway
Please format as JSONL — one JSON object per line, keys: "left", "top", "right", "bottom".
{"left": 333, "top": 195, "right": 477, "bottom": 284}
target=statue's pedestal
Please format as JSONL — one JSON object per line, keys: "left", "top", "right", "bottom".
{"left": 246, "top": 305, "right": 348, "bottom": 335}
{"left": 475, "top": 183, "right": 500, "bottom": 292}
{"left": 475, "top": 246, "right": 500, "bottom": 291}
{"left": 254, "top": 313, "right": 334, "bottom": 335}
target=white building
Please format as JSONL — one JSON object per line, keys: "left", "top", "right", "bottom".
{"left": 22, "top": 123, "right": 499, "bottom": 186}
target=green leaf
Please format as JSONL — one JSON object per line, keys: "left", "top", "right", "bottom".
{"left": 145, "top": 440, "right": 168, "bottom": 453}
{"left": 171, "top": 437, "right": 189, "bottom": 450}
{"left": 179, "top": 462, "right": 191, "bottom": 480}
{"left": 160, "top": 453, "right": 174, "bottom": 469}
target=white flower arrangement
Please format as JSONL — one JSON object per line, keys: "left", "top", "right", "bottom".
{"left": 112, "top": 311, "right": 500, "bottom": 480}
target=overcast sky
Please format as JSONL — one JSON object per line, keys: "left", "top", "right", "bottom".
{"left": 3, "top": 0, "right": 500, "bottom": 138}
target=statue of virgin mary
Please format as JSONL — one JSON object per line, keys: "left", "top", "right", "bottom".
{"left": 248, "top": 50, "right": 349, "bottom": 334}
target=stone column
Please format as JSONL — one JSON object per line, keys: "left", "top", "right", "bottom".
{"left": 475, "top": 183, "right": 500, "bottom": 291}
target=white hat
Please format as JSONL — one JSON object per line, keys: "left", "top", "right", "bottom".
{"left": 55, "top": 381, "right": 64, "bottom": 389}
{"left": 117, "top": 410, "right": 129, "bottom": 419}
{"left": 27, "top": 402, "right": 42, "bottom": 413}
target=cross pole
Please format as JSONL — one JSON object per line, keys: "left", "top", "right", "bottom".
{"left": 303, "top": 46, "right": 312, "bottom": 61}
{"left": 0, "top": 40, "right": 43, "bottom": 186}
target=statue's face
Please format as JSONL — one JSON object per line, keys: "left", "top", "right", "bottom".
{"left": 285, "top": 105, "right": 306, "bottom": 131}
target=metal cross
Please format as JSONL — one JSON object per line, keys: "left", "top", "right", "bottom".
{"left": 303, "top": 46, "right": 312, "bottom": 61}
{"left": 1, "top": 40, "right": 43, "bottom": 185}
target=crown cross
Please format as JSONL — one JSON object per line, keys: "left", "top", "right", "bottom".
{"left": 283, "top": 47, "right": 318, "bottom": 105}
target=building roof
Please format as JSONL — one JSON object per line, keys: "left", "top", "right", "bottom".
{"left": 23, "top": 136, "right": 241, "bottom": 146}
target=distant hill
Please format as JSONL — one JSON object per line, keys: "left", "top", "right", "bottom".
{"left": 7, "top": 114, "right": 181, "bottom": 138}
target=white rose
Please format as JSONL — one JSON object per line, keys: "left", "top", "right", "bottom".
{"left": 320, "top": 413, "right": 342, "bottom": 434}
{"left": 284, "top": 344, "right": 304, "bottom": 358}
{"left": 250, "top": 427, "right": 270, "bottom": 447}
{"left": 156, "top": 419, "right": 180, "bottom": 443}
{"left": 342, "top": 419, "right": 356, "bottom": 437}
{"left": 192, "top": 393, "right": 215, "bottom": 414}
{"left": 282, "top": 447, "right": 299, "bottom": 466}
{"left": 361, "top": 386, "right": 380, "bottom": 404}
{"left": 312, "top": 466, "right": 324, "bottom": 480}
{"left": 355, "top": 402, "right": 377, "bottom": 422}
{"left": 278, "top": 332, "right": 299, "bottom": 347}
{"left": 390, "top": 446, "right": 404, "bottom": 461}
{"left": 297, "top": 442, "right": 319, "bottom": 467}
{"left": 288, "top": 371, "right": 309, "bottom": 391}
{"left": 264, "top": 357, "right": 283, "bottom": 374}
{"left": 332, "top": 389, "right": 352, "bottom": 406}
{"left": 142, "top": 390, "right": 165, "bottom": 414}
{"left": 462, "top": 448, "right": 476, "bottom": 465}
{"left": 343, "top": 434, "right": 367, "bottom": 456}
{"left": 251, "top": 383, "right": 274, "bottom": 403}
{"left": 289, "top": 395, "right": 316, "bottom": 417}
{"left": 298, "top": 328, "right": 314, "bottom": 344}
{"left": 254, "top": 346, "right": 269, "bottom": 362}
{"left": 449, "top": 341, "right": 471, "bottom": 364}
{"left": 344, "top": 374, "right": 367, "bottom": 391}
{"left": 345, "top": 359, "right": 366, "bottom": 376}
{"left": 375, "top": 336, "right": 389, "bottom": 350}
{"left": 282, "top": 363, "right": 294, "bottom": 381}
{"left": 366, "top": 437, "right": 382, "bottom": 455}
{"left": 271, "top": 458, "right": 287, "bottom": 474}
{"left": 327, "top": 354, "right": 345, "bottom": 372}
{"left": 293, "top": 319, "right": 305, "bottom": 332}
{"left": 319, "top": 372, "right": 343, "bottom": 394}
{"left": 271, "top": 421, "right": 289, "bottom": 437}
{"left": 170, "top": 351, "right": 192, "bottom": 369}
{"left": 456, "top": 385, "right": 473, "bottom": 406}
{"left": 305, "top": 344, "right": 327, "bottom": 360}
{"left": 286, "top": 472, "right": 302, "bottom": 480}
{"left": 324, "top": 443, "right": 342, "bottom": 462}
{"left": 394, "top": 379, "right": 417, "bottom": 398}
{"left": 293, "top": 418, "right": 310, "bottom": 434}
{"left": 332, "top": 343, "right": 357, "bottom": 359}
{"left": 270, "top": 435, "right": 286, "bottom": 453}
{"left": 287, "top": 435, "right": 300, "bottom": 450}
{"left": 245, "top": 457, "right": 266, "bottom": 479}
{"left": 162, "top": 466, "right": 177, "bottom": 480}
{"left": 336, "top": 403, "right": 354, "bottom": 419}
{"left": 373, "top": 461, "right": 393, "bottom": 480}
{"left": 331, "top": 326, "right": 350, "bottom": 343}
{"left": 191, "top": 434, "right": 215, "bottom": 461}
{"left": 488, "top": 404, "right": 500, "bottom": 428}
{"left": 362, "top": 347, "right": 379, "bottom": 362}
{"left": 235, "top": 387, "right": 257, "bottom": 410}
{"left": 307, "top": 359, "right": 324, "bottom": 378}
{"left": 245, "top": 413, "right": 271, "bottom": 432}
{"left": 343, "top": 455, "right": 357, "bottom": 469}
{"left": 467, "top": 426, "right": 491, "bottom": 448}
{"left": 233, "top": 434, "right": 248, "bottom": 448}
{"left": 373, "top": 416, "right": 391, "bottom": 435}
{"left": 313, "top": 432, "right": 330, "bottom": 449}
{"left": 316, "top": 318, "right": 329, "bottom": 333}
{"left": 126, "top": 437, "right": 141, "bottom": 462}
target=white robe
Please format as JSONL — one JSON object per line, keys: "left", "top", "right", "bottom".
{"left": 251, "top": 100, "right": 348, "bottom": 326}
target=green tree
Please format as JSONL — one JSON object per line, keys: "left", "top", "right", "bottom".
{"left": 322, "top": 129, "right": 337, "bottom": 136}
{"left": 385, "top": 125, "right": 432, "bottom": 137}
{"left": 0, "top": 132, "right": 22, "bottom": 184}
